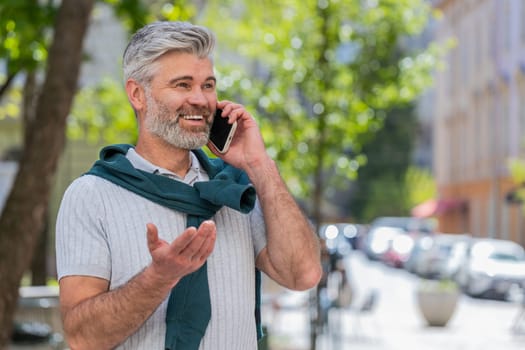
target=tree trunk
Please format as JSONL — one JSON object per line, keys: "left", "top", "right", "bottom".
{"left": 0, "top": 0, "right": 94, "bottom": 347}
{"left": 309, "top": 5, "right": 332, "bottom": 350}
{"left": 23, "top": 71, "right": 49, "bottom": 286}
{"left": 310, "top": 108, "right": 328, "bottom": 350}
{"left": 30, "top": 210, "right": 49, "bottom": 286}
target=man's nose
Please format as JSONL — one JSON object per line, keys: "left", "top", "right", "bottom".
{"left": 187, "top": 88, "right": 208, "bottom": 105}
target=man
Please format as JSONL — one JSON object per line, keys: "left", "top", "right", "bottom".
{"left": 56, "top": 21, "right": 321, "bottom": 350}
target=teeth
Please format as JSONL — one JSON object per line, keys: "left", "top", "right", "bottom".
{"left": 183, "top": 115, "right": 203, "bottom": 120}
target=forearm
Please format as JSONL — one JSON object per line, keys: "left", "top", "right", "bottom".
{"left": 247, "top": 157, "right": 322, "bottom": 290}
{"left": 62, "top": 266, "right": 173, "bottom": 349}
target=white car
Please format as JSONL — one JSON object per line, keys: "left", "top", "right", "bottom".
{"left": 455, "top": 238, "right": 525, "bottom": 300}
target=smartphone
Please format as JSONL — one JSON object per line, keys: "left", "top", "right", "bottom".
{"left": 209, "top": 109, "right": 237, "bottom": 153}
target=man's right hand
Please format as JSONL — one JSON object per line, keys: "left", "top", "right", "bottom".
{"left": 146, "top": 220, "right": 217, "bottom": 288}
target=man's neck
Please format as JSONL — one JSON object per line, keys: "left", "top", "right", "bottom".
{"left": 135, "top": 139, "right": 192, "bottom": 178}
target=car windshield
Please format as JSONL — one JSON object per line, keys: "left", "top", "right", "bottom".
{"left": 489, "top": 252, "right": 523, "bottom": 261}
{"left": 471, "top": 240, "right": 525, "bottom": 261}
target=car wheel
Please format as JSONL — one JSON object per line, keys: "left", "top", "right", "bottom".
{"left": 505, "top": 283, "right": 524, "bottom": 302}
{"left": 465, "top": 276, "right": 481, "bottom": 298}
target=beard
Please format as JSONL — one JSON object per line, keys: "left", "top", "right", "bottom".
{"left": 144, "top": 92, "right": 211, "bottom": 150}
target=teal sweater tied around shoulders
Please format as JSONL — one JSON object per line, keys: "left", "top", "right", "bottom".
{"left": 85, "top": 144, "right": 263, "bottom": 350}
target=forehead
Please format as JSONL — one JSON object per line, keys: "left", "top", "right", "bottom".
{"left": 151, "top": 51, "right": 214, "bottom": 84}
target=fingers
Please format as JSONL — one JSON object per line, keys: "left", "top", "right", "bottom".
{"left": 193, "top": 221, "right": 217, "bottom": 262}
{"left": 217, "top": 100, "right": 250, "bottom": 123}
{"left": 146, "top": 221, "right": 217, "bottom": 283}
{"left": 172, "top": 220, "right": 216, "bottom": 262}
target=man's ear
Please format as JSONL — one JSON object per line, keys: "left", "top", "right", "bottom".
{"left": 125, "top": 79, "right": 146, "bottom": 112}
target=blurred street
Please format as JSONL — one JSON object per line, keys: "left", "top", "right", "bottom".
{"left": 262, "top": 251, "right": 525, "bottom": 350}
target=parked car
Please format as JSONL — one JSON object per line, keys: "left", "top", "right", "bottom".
{"left": 363, "top": 225, "right": 404, "bottom": 262}
{"left": 404, "top": 235, "right": 433, "bottom": 274}
{"left": 409, "top": 233, "right": 470, "bottom": 279}
{"left": 380, "top": 230, "right": 416, "bottom": 268}
{"left": 319, "top": 223, "right": 365, "bottom": 259}
{"left": 362, "top": 216, "right": 435, "bottom": 263}
{"left": 454, "top": 238, "right": 525, "bottom": 300}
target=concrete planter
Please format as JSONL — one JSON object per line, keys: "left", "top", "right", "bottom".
{"left": 416, "top": 280, "right": 459, "bottom": 327}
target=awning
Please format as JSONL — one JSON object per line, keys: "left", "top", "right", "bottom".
{"left": 411, "top": 198, "right": 465, "bottom": 218}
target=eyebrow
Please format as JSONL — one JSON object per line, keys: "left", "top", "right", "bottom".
{"left": 168, "top": 75, "right": 216, "bottom": 85}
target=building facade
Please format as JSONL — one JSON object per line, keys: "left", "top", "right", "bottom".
{"left": 432, "top": 0, "right": 525, "bottom": 245}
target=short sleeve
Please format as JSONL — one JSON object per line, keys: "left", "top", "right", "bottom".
{"left": 55, "top": 176, "right": 111, "bottom": 281}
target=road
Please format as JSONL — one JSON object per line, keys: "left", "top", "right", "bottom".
{"left": 262, "top": 251, "right": 525, "bottom": 350}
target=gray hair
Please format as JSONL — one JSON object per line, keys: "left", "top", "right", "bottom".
{"left": 123, "top": 21, "right": 216, "bottom": 84}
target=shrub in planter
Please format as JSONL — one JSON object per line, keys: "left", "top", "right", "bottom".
{"left": 416, "top": 279, "right": 459, "bottom": 327}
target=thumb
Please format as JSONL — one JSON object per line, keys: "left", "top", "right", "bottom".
{"left": 146, "top": 223, "right": 161, "bottom": 252}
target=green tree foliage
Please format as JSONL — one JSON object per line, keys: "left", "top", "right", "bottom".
{"left": 106, "top": 0, "right": 197, "bottom": 32}
{"left": 0, "top": 87, "right": 21, "bottom": 120}
{"left": 508, "top": 158, "right": 525, "bottom": 206}
{"left": 198, "top": 0, "right": 440, "bottom": 223}
{"left": 0, "top": 0, "right": 55, "bottom": 121}
{"left": 0, "top": 0, "right": 55, "bottom": 81}
{"left": 509, "top": 158, "right": 525, "bottom": 185}
{"left": 68, "top": 78, "right": 138, "bottom": 143}
{"left": 349, "top": 104, "right": 437, "bottom": 221}
{"left": 350, "top": 104, "right": 416, "bottom": 220}
{"left": 404, "top": 165, "right": 437, "bottom": 210}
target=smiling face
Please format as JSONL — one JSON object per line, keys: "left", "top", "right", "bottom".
{"left": 132, "top": 51, "right": 217, "bottom": 150}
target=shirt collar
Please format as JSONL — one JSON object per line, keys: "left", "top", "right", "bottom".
{"left": 125, "top": 148, "right": 208, "bottom": 184}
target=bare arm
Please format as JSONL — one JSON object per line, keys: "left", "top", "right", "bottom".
{"left": 209, "top": 102, "right": 322, "bottom": 291}
{"left": 251, "top": 158, "right": 322, "bottom": 290}
{"left": 59, "top": 221, "right": 216, "bottom": 349}
{"left": 60, "top": 268, "right": 170, "bottom": 350}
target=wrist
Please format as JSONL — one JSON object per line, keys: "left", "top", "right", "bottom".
{"left": 246, "top": 158, "right": 289, "bottom": 199}
{"left": 142, "top": 264, "right": 179, "bottom": 292}
{"left": 245, "top": 156, "right": 276, "bottom": 183}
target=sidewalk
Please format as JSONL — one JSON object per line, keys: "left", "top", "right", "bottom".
{"left": 261, "top": 251, "right": 525, "bottom": 350}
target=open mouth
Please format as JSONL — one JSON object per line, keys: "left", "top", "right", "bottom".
{"left": 182, "top": 115, "right": 204, "bottom": 120}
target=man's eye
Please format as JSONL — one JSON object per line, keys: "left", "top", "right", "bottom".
{"left": 203, "top": 83, "right": 215, "bottom": 90}
{"left": 176, "top": 82, "right": 191, "bottom": 89}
